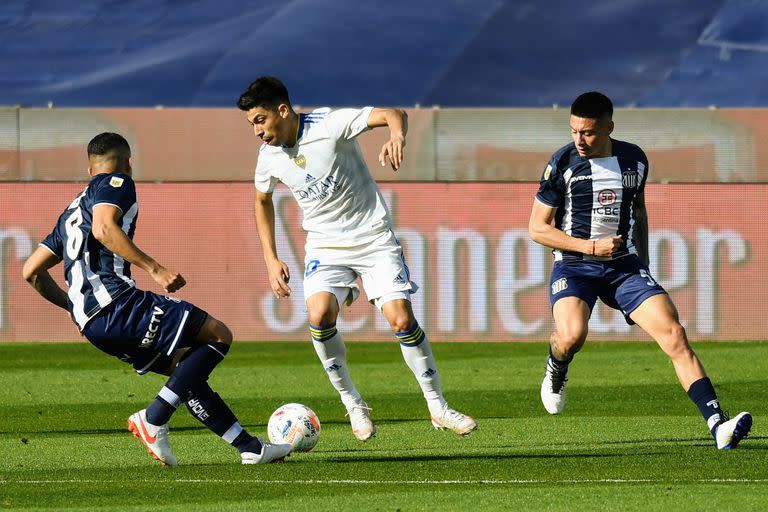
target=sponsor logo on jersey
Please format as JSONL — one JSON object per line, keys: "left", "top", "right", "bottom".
{"left": 109, "top": 176, "right": 125, "bottom": 188}
{"left": 551, "top": 278, "right": 568, "bottom": 294}
{"left": 140, "top": 306, "right": 164, "bottom": 347}
{"left": 597, "top": 189, "right": 617, "bottom": 205}
{"left": 543, "top": 164, "right": 552, "bottom": 180}
{"left": 293, "top": 154, "right": 307, "bottom": 169}
{"left": 622, "top": 170, "right": 638, "bottom": 188}
{"left": 297, "top": 175, "right": 339, "bottom": 201}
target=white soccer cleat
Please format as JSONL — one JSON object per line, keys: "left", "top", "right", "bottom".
{"left": 714, "top": 411, "right": 753, "bottom": 450}
{"left": 431, "top": 405, "right": 478, "bottom": 436}
{"left": 127, "top": 409, "right": 177, "bottom": 466}
{"left": 241, "top": 439, "right": 293, "bottom": 464}
{"left": 346, "top": 399, "right": 376, "bottom": 441}
{"left": 541, "top": 359, "right": 569, "bottom": 415}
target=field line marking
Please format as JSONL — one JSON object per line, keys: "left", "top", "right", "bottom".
{"left": 3, "top": 478, "right": 768, "bottom": 485}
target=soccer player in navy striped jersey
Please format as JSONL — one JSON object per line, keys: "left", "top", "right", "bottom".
{"left": 237, "top": 76, "right": 476, "bottom": 440}
{"left": 529, "top": 92, "right": 751, "bottom": 449}
{"left": 22, "top": 132, "right": 291, "bottom": 465}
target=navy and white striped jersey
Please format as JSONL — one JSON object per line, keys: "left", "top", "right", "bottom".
{"left": 535, "top": 138, "right": 648, "bottom": 261}
{"left": 41, "top": 172, "right": 138, "bottom": 329}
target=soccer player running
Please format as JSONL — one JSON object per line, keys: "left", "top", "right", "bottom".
{"left": 529, "top": 91, "right": 751, "bottom": 449}
{"left": 22, "top": 132, "right": 292, "bottom": 466}
{"left": 237, "top": 76, "right": 476, "bottom": 441}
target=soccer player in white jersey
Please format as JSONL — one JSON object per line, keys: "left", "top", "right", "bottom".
{"left": 529, "top": 91, "right": 751, "bottom": 449}
{"left": 237, "top": 76, "right": 476, "bottom": 440}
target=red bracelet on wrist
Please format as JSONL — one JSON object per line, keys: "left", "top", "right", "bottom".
{"left": 591, "top": 240, "right": 596, "bottom": 256}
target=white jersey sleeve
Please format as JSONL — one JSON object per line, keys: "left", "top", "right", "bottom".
{"left": 254, "top": 152, "right": 279, "bottom": 193}
{"left": 324, "top": 107, "right": 374, "bottom": 141}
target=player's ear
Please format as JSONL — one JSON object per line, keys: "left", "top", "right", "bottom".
{"left": 607, "top": 120, "right": 614, "bottom": 135}
{"left": 278, "top": 103, "right": 290, "bottom": 118}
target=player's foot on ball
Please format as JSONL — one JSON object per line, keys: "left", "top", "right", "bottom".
{"left": 431, "top": 405, "right": 477, "bottom": 436}
{"left": 241, "top": 439, "right": 292, "bottom": 464}
{"left": 127, "top": 409, "right": 177, "bottom": 466}
{"left": 346, "top": 399, "right": 376, "bottom": 441}
{"left": 714, "top": 411, "right": 753, "bottom": 450}
{"left": 541, "top": 358, "right": 568, "bottom": 415}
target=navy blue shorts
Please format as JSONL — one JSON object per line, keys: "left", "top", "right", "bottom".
{"left": 549, "top": 255, "right": 667, "bottom": 325}
{"left": 82, "top": 288, "right": 208, "bottom": 375}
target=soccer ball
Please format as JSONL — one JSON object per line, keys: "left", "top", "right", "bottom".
{"left": 267, "top": 403, "right": 321, "bottom": 452}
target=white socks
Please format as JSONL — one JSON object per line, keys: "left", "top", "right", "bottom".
{"left": 311, "top": 328, "right": 362, "bottom": 410}
{"left": 397, "top": 326, "right": 447, "bottom": 417}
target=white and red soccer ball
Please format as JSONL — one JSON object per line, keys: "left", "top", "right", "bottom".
{"left": 267, "top": 403, "right": 321, "bottom": 452}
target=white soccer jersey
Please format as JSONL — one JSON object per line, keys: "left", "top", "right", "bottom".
{"left": 254, "top": 107, "right": 393, "bottom": 247}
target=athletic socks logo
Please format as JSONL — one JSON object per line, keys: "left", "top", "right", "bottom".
{"left": 421, "top": 368, "right": 436, "bottom": 378}
{"left": 187, "top": 398, "right": 211, "bottom": 421}
{"left": 325, "top": 363, "right": 341, "bottom": 372}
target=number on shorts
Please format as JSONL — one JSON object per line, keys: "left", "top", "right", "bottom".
{"left": 639, "top": 269, "right": 657, "bottom": 287}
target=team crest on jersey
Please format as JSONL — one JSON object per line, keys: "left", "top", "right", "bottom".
{"left": 543, "top": 164, "right": 552, "bottom": 180}
{"left": 622, "top": 170, "right": 638, "bottom": 188}
{"left": 293, "top": 154, "right": 307, "bottom": 169}
{"left": 109, "top": 176, "right": 124, "bottom": 188}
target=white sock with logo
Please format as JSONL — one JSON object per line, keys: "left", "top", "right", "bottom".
{"left": 397, "top": 327, "right": 447, "bottom": 417}
{"left": 311, "top": 329, "right": 362, "bottom": 410}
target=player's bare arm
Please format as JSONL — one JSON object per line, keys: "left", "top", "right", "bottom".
{"left": 368, "top": 108, "right": 408, "bottom": 171}
{"left": 22, "top": 246, "right": 68, "bottom": 310}
{"left": 253, "top": 189, "right": 291, "bottom": 298}
{"left": 632, "top": 191, "right": 650, "bottom": 266}
{"left": 91, "top": 203, "right": 185, "bottom": 293}
{"left": 529, "top": 199, "right": 622, "bottom": 256}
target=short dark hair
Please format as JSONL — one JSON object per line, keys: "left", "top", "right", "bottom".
{"left": 236, "top": 76, "right": 291, "bottom": 111}
{"left": 87, "top": 132, "right": 130, "bottom": 157}
{"left": 570, "top": 91, "right": 613, "bottom": 120}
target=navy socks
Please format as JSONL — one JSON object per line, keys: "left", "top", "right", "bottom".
{"left": 146, "top": 342, "right": 230, "bottom": 425}
{"left": 687, "top": 377, "right": 724, "bottom": 433}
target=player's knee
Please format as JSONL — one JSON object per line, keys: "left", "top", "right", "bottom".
{"left": 198, "top": 317, "right": 233, "bottom": 346}
{"left": 215, "top": 321, "right": 233, "bottom": 346}
{"left": 308, "top": 310, "right": 337, "bottom": 328}
{"left": 554, "top": 330, "right": 587, "bottom": 352}
{"left": 661, "top": 324, "right": 690, "bottom": 358}
{"left": 388, "top": 314, "right": 414, "bottom": 333}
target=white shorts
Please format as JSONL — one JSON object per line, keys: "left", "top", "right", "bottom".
{"left": 303, "top": 230, "right": 418, "bottom": 310}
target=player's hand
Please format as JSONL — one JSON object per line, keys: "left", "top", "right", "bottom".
{"left": 150, "top": 266, "right": 186, "bottom": 293}
{"left": 593, "top": 235, "right": 624, "bottom": 257}
{"left": 379, "top": 134, "right": 406, "bottom": 171}
{"left": 267, "top": 259, "right": 292, "bottom": 299}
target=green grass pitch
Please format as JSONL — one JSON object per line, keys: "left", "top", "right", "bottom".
{"left": 0, "top": 341, "right": 765, "bottom": 511}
